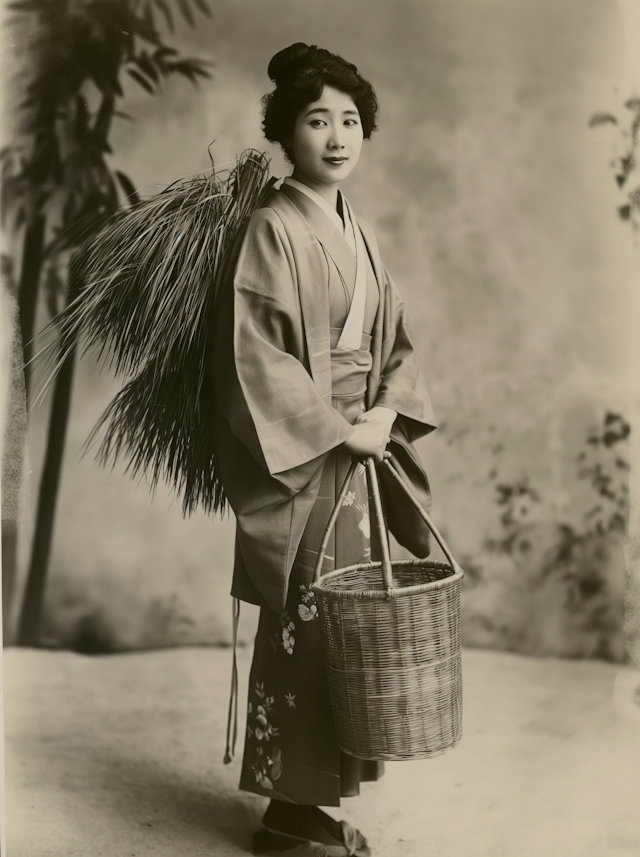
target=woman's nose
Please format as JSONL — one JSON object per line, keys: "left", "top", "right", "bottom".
{"left": 328, "top": 129, "right": 345, "bottom": 150}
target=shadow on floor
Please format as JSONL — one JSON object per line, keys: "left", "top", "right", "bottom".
{"left": 86, "top": 745, "right": 264, "bottom": 853}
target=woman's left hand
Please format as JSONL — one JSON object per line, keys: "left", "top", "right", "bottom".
{"left": 354, "top": 406, "right": 397, "bottom": 448}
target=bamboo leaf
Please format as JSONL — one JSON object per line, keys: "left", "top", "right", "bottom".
{"left": 90, "top": 65, "right": 124, "bottom": 98}
{"left": 152, "top": 0, "right": 174, "bottom": 31}
{"left": 164, "top": 58, "right": 211, "bottom": 83}
{"left": 126, "top": 68, "right": 156, "bottom": 94}
{"left": 175, "top": 0, "right": 195, "bottom": 27}
{"left": 115, "top": 170, "right": 140, "bottom": 206}
{"left": 133, "top": 52, "right": 159, "bottom": 83}
{"left": 142, "top": 1, "right": 155, "bottom": 31}
{"left": 6, "top": 1, "right": 41, "bottom": 10}
{"left": 93, "top": 95, "right": 115, "bottom": 144}
{"left": 191, "top": 0, "right": 211, "bottom": 17}
{"left": 153, "top": 45, "right": 178, "bottom": 59}
{"left": 588, "top": 112, "right": 617, "bottom": 127}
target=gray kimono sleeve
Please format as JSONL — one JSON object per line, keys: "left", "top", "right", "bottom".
{"left": 217, "top": 208, "right": 354, "bottom": 491}
{"left": 374, "top": 265, "right": 437, "bottom": 441}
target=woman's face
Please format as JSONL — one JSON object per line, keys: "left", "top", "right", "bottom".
{"left": 290, "top": 86, "right": 364, "bottom": 192}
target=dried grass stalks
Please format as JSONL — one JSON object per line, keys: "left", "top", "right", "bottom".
{"left": 40, "top": 149, "right": 272, "bottom": 516}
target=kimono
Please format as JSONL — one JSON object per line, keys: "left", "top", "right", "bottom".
{"left": 211, "top": 179, "right": 436, "bottom": 807}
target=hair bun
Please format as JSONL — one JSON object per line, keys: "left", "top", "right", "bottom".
{"left": 267, "top": 43, "right": 312, "bottom": 84}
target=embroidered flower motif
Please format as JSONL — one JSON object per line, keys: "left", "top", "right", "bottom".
{"left": 282, "top": 621, "right": 295, "bottom": 654}
{"left": 266, "top": 695, "right": 275, "bottom": 710}
{"left": 253, "top": 705, "right": 280, "bottom": 742}
{"left": 284, "top": 692, "right": 296, "bottom": 708}
{"left": 297, "top": 585, "right": 318, "bottom": 621}
{"left": 357, "top": 503, "right": 371, "bottom": 539}
{"left": 255, "top": 771, "right": 273, "bottom": 790}
{"left": 249, "top": 681, "right": 284, "bottom": 791}
{"left": 298, "top": 602, "right": 317, "bottom": 621}
{"left": 342, "top": 490, "right": 356, "bottom": 507}
{"left": 255, "top": 721, "right": 279, "bottom": 741}
{"left": 299, "top": 585, "right": 314, "bottom": 604}
{"left": 269, "top": 610, "right": 296, "bottom": 655}
{"left": 270, "top": 747, "right": 283, "bottom": 780}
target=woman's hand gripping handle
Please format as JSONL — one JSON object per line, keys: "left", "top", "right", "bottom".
{"left": 342, "top": 406, "right": 397, "bottom": 464}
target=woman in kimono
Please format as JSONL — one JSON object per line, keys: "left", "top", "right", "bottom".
{"left": 212, "top": 43, "right": 437, "bottom": 856}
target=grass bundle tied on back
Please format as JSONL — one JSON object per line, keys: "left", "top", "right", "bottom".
{"left": 49, "top": 148, "right": 272, "bottom": 516}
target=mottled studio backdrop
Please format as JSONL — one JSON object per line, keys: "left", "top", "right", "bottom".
{"left": 6, "top": 0, "right": 636, "bottom": 659}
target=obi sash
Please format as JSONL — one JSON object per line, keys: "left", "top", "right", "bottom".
{"left": 330, "top": 331, "right": 373, "bottom": 399}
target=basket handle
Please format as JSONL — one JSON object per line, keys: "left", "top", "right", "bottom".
{"left": 313, "top": 457, "right": 358, "bottom": 584}
{"left": 379, "top": 457, "right": 463, "bottom": 576}
{"left": 313, "top": 457, "right": 394, "bottom": 589}
{"left": 313, "top": 456, "right": 463, "bottom": 588}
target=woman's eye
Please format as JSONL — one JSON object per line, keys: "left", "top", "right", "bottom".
{"left": 344, "top": 119, "right": 360, "bottom": 127}
{"left": 310, "top": 119, "right": 326, "bottom": 128}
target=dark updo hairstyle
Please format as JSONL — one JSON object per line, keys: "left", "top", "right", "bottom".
{"left": 262, "top": 43, "right": 378, "bottom": 164}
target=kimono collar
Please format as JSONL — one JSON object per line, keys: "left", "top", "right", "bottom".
{"left": 278, "top": 183, "right": 358, "bottom": 293}
{"left": 277, "top": 181, "right": 367, "bottom": 352}
{"left": 336, "top": 196, "right": 369, "bottom": 351}
{"left": 283, "top": 177, "right": 356, "bottom": 255}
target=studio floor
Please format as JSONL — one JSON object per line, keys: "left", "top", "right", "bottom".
{"left": 3, "top": 645, "right": 640, "bottom": 857}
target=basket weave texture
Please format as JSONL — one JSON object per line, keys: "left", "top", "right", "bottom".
{"left": 311, "top": 459, "right": 464, "bottom": 761}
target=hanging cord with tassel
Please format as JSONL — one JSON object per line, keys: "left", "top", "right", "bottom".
{"left": 223, "top": 597, "right": 241, "bottom": 764}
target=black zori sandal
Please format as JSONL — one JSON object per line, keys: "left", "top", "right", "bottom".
{"left": 252, "top": 822, "right": 371, "bottom": 857}
{"left": 253, "top": 805, "right": 371, "bottom": 856}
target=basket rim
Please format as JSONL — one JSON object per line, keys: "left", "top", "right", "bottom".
{"left": 310, "top": 558, "right": 464, "bottom": 600}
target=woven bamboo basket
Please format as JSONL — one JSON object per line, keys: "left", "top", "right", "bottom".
{"left": 310, "top": 457, "right": 464, "bottom": 761}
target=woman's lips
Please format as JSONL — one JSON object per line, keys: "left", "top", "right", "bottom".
{"left": 324, "top": 157, "right": 347, "bottom": 165}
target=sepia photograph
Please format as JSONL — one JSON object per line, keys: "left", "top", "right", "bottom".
{"left": 1, "top": 1, "right": 640, "bottom": 855}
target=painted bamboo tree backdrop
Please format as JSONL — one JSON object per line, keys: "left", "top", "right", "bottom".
{"left": 2, "top": 0, "right": 635, "bottom": 661}
{"left": 2, "top": 0, "right": 211, "bottom": 644}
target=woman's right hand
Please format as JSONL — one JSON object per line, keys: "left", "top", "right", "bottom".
{"left": 342, "top": 420, "right": 388, "bottom": 464}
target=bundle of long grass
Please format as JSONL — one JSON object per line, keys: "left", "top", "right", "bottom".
{"left": 47, "top": 149, "right": 272, "bottom": 516}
